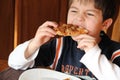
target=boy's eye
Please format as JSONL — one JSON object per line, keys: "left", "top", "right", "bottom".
{"left": 71, "top": 10, "right": 77, "bottom": 12}
{"left": 69, "top": 8, "right": 78, "bottom": 13}
{"left": 87, "top": 13, "right": 94, "bottom": 16}
{"left": 70, "top": 10, "right": 77, "bottom": 13}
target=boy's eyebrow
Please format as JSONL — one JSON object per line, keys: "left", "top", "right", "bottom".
{"left": 69, "top": 6, "right": 79, "bottom": 9}
{"left": 70, "top": 6, "right": 100, "bottom": 13}
{"left": 86, "top": 9, "right": 101, "bottom": 13}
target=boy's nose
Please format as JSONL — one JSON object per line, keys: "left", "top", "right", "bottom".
{"left": 76, "top": 14, "right": 85, "bottom": 22}
{"left": 73, "top": 14, "right": 85, "bottom": 26}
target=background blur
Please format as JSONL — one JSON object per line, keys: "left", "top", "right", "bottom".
{"left": 0, "top": 0, "right": 120, "bottom": 61}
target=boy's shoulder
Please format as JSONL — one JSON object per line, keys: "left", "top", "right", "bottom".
{"left": 100, "top": 32, "right": 120, "bottom": 59}
{"left": 110, "top": 40, "right": 120, "bottom": 49}
{"left": 100, "top": 31, "right": 120, "bottom": 49}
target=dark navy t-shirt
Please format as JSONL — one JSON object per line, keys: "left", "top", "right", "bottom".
{"left": 35, "top": 31, "right": 120, "bottom": 79}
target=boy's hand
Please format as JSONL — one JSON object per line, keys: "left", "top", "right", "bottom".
{"left": 32, "top": 21, "right": 58, "bottom": 48}
{"left": 72, "top": 34, "right": 97, "bottom": 52}
{"left": 25, "top": 21, "right": 58, "bottom": 58}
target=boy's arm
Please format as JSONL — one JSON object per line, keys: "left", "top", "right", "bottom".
{"left": 8, "top": 40, "right": 39, "bottom": 70}
{"left": 80, "top": 45, "right": 120, "bottom": 80}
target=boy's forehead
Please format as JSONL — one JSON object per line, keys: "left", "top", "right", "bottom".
{"left": 71, "top": 0, "right": 94, "bottom": 5}
{"left": 69, "top": 0, "right": 101, "bottom": 13}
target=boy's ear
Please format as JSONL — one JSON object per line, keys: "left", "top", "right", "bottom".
{"left": 102, "top": 18, "right": 113, "bottom": 32}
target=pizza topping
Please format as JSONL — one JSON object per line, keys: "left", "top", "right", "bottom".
{"left": 53, "top": 24, "right": 88, "bottom": 36}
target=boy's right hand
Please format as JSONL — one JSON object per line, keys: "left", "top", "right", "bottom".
{"left": 33, "top": 21, "right": 58, "bottom": 47}
{"left": 25, "top": 21, "right": 58, "bottom": 58}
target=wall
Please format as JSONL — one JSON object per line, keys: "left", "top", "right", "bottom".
{"left": 0, "top": 0, "right": 68, "bottom": 60}
{"left": 0, "top": 0, "right": 14, "bottom": 60}
{"left": 112, "top": 4, "right": 120, "bottom": 42}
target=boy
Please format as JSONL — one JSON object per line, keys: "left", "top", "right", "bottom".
{"left": 8, "top": 0, "right": 120, "bottom": 80}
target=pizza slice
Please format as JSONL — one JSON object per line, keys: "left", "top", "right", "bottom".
{"left": 53, "top": 24, "right": 88, "bottom": 36}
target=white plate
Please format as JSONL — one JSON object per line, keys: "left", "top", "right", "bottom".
{"left": 19, "top": 68, "right": 81, "bottom": 80}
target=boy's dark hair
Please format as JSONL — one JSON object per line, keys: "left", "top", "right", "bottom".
{"left": 94, "top": 0, "right": 118, "bottom": 21}
{"left": 69, "top": 0, "right": 118, "bottom": 21}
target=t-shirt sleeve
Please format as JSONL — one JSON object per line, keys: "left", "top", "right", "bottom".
{"left": 8, "top": 40, "right": 39, "bottom": 70}
{"left": 80, "top": 45, "right": 120, "bottom": 80}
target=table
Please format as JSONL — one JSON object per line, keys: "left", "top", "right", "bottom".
{"left": 0, "top": 68, "right": 24, "bottom": 80}
{"left": 0, "top": 66, "right": 51, "bottom": 80}
{"left": 0, "top": 60, "right": 8, "bottom": 71}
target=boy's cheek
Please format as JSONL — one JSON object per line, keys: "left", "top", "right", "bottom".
{"left": 67, "top": 15, "right": 73, "bottom": 24}
{"left": 67, "top": 18, "right": 71, "bottom": 24}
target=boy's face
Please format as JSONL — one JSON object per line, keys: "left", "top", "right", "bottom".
{"left": 67, "top": 0, "right": 104, "bottom": 38}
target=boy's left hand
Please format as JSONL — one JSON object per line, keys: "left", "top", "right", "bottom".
{"left": 72, "top": 34, "right": 97, "bottom": 52}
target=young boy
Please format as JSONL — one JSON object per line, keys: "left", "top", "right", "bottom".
{"left": 8, "top": 0, "right": 120, "bottom": 80}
